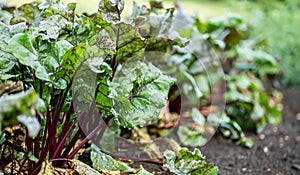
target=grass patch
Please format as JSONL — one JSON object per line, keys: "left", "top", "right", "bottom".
{"left": 248, "top": 0, "right": 300, "bottom": 86}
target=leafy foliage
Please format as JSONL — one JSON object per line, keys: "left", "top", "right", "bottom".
{"left": 0, "top": 0, "right": 180, "bottom": 173}
{"left": 0, "top": 0, "right": 198, "bottom": 174}
{"left": 160, "top": 9, "right": 282, "bottom": 147}
{"left": 0, "top": 0, "right": 283, "bottom": 174}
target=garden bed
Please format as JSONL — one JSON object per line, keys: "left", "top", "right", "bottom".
{"left": 0, "top": 1, "right": 296, "bottom": 174}
{"left": 136, "top": 88, "right": 300, "bottom": 174}
{"left": 201, "top": 88, "right": 300, "bottom": 174}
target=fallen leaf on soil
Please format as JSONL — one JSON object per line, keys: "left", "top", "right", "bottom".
{"left": 146, "top": 138, "right": 181, "bottom": 162}
{"left": 146, "top": 142, "right": 164, "bottom": 162}
{"left": 4, "top": 160, "right": 21, "bottom": 175}
{"left": 68, "top": 159, "right": 101, "bottom": 175}
{"left": 130, "top": 127, "right": 151, "bottom": 143}
{"left": 38, "top": 161, "right": 76, "bottom": 175}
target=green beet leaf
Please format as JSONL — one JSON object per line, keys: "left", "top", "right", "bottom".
{"left": 110, "top": 61, "right": 176, "bottom": 128}
{"left": 95, "top": 78, "right": 113, "bottom": 111}
{"left": 56, "top": 44, "right": 88, "bottom": 84}
{"left": 163, "top": 148, "right": 218, "bottom": 175}
{"left": 136, "top": 166, "right": 154, "bottom": 175}
{"left": 177, "top": 126, "right": 207, "bottom": 147}
{"left": 0, "top": 89, "right": 45, "bottom": 137}
{"left": 104, "top": 22, "right": 145, "bottom": 62}
{"left": 10, "top": 3, "right": 41, "bottom": 25}
{"left": 17, "top": 115, "right": 41, "bottom": 138}
{"left": 36, "top": 0, "right": 76, "bottom": 41}
{"left": 207, "top": 13, "right": 245, "bottom": 32}
{"left": 4, "top": 33, "right": 50, "bottom": 81}
{"left": 37, "top": 14, "right": 73, "bottom": 41}
{"left": 90, "top": 144, "right": 134, "bottom": 173}
{"left": 5, "top": 33, "right": 37, "bottom": 66}
{"left": 98, "top": 0, "right": 124, "bottom": 23}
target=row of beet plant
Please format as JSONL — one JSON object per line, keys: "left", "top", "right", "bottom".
{"left": 0, "top": 0, "right": 218, "bottom": 174}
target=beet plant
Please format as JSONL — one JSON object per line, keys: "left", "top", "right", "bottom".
{"left": 0, "top": 0, "right": 218, "bottom": 174}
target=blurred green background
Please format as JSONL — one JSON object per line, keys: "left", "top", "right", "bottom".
{"left": 2, "top": 0, "right": 300, "bottom": 87}
{"left": 2, "top": 0, "right": 249, "bottom": 20}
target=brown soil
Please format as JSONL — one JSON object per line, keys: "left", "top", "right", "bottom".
{"left": 200, "top": 88, "right": 300, "bottom": 175}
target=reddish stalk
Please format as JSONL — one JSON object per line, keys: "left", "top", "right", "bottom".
{"left": 25, "top": 133, "right": 33, "bottom": 174}
{"left": 61, "top": 128, "right": 83, "bottom": 158}
{"left": 34, "top": 113, "right": 42, "bottom": 160}
{"left": 38, "top": 110, "right": 50, "bottom": 166}
{"left": 57, "top": 104, "right": 74, "bottom": 144}
{"left": 66, "top": 115, "right": 113, "bottom": 159}
{"left": 52, "top": 112, "right": 84, "bottom": 159}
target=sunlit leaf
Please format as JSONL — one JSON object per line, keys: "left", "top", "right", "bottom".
{"left": 191, "top": 108, "right": 206, "bottom": 126}
{"left": 110, "top": 61, "right": 176, "bottom": 128}
{"left": 17, "top": 115, "right": 41, "bottom": 138}
{"left": 37, "top": 14, "right": 73, "bottom": 41}
{"left": 164, "top": 148, "right": 218, "bottom": 175}
{"left": 136, "top": 166, "right": 154, "bottom": 175}
{"left": 4, "top": 33, "right": 50, "bottom": 81}
{"left": 90, "top": 144, "right": 134, "bottom": 173}
{"left": 177, "top": 126, "right": 207, "bottom": 147}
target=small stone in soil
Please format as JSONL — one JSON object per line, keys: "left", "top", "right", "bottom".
{"left": 263, "top": 147, "right": 269, "bottom": 153}
{"left": 292, "top": 164, "right": 300, "bottom": 170}
{"left": 267, "top": 168, "right": 272, "bottom": 172}
{"left": 242, "top": 168, "right": 247, "bottom": 172}
{"left": 284, "top": 135, "right": 289, "bottom": 141}
{"left": 259, "top": 134, "right": 265, "bottom": 140}
{"left": 279, "top": 137, "right": 284, "bottom": 143}
{"left": 296, "top": 113, "right": 300, "bottom": 120}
